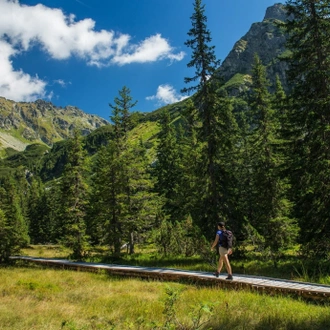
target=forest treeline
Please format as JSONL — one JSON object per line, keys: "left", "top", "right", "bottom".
{"left": 1, "top": 0, "right": 330, "bottom": 265}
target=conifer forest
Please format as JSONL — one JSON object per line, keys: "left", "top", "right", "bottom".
{"left": 1, "top": 0, "right": 330, "bottom": 268}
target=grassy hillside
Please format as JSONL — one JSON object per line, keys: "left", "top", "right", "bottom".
{"left": 0, "top": 97, "right": 109, "bottom": 156}
{"left": 0, "top": 115, "right": 163, "bottom": 181}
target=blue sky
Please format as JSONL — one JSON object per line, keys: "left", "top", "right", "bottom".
{"left": 0, "top": 0, "right": 284, "bottom": 121}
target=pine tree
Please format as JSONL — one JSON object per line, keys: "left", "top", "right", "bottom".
{"left": 13, "top": 168, "right": 30, "bottom": 228}
{"left": 232, "top": 97, "right": 254, "bottom": 236}
{"left": 247, "top": 54, "right": 298, "bottom": 262}
{"left": 182, "top": 0, "right": 220, "bottom": 96}
{"left": 59, "top": 130, "right": 90, "bottom": 259}
{"left": 284, "top": 0, "right": 330, "bottom": 256}
{"left": 92, "top": 141, "right": 123, "bottom": 255}
{"left": 176, "top": 100, "right": 203, "bottom": 220}
{"left": 109, "top": 85, "right": 137, "bottom": 143}
{"left": 182, "top": 0, "right": 238, "bottom": 236}
{"left": 153, "top": 110, "right": 182, "bottom": 220}
{"left": 107, "top": 86, "right": 139, "bottom": 255}
{"left": 44, "top": 182, "right": 62, "bottom": 243}
{"left": 0, "top": 208, "right": 10, "bottom": 263}
{"left": 121, "top": 140, "right": 160, "bottom": 254}
{"left": 27, "top": 176, "right": 49, "bottom": 244}
{"left": 0, "top": 177, "right": 29, "bottom": 262}
{"left": 273, "top": 75, "right": 287, "bottom": 119}
{"left": 90, "top": 86, "right": 160, "bottom": 255}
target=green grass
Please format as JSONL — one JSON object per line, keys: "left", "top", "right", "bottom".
{"left": 1, "top": 263, "right": 330, "bottom": 330}
{"left": 222, "top": 73, "right": 252, "bottom": 90}
{"left": 128, "top": 121, "right": 160, "bottom": 143}
{"left": 4, "top": 127, "right": 34, "bottom": 144}
{"left": 21, "top": 244, "right": 330, "bottom": 285}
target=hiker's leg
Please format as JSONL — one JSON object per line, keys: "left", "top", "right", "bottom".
{"left": 217, "top": 255, "right": 224, "bottom": 273}
{"left": 223, "top": 254, "right": 232, "bottom": 275}
{"left": 217, "top": 247, "right": 225, "bottom": 273}
{"left": 217, "top": 247, "right": 228, "bottom": 273}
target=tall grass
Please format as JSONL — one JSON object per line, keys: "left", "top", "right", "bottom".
{"left": 1, "top": 265, "right": 330, "bottom": 330}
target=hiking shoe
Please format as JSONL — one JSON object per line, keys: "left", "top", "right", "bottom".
{"left": 226, "top": 275, "right": 233, "bottom": 280}
{"left": 214, "top": 271, "right": 220, "bottom": 278}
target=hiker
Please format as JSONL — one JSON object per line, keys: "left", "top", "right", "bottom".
{"left": 211, "top": 221, "right": 233, "bottom": 280}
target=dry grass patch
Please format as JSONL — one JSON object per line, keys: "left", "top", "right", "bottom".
{"left": 21, "top": 245, "right": 70, "bottom": 259}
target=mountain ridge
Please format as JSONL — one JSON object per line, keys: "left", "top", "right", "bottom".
{"left": 219, "top": 3, "right": 288, "bottom": 94}
{"left": 0, "top": 3, "right": 288, "bottom": 157}
{"left": 0, "top": 96, "right": 109, "bottom": 156}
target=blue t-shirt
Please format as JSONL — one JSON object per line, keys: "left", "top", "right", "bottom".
{"left": 216, "top": 230, "right": 224, "bottom": 247}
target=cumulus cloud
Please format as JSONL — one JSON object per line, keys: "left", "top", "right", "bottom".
{"left": 112, "top": 34, "right": 185, "bottom": 65}
{"left": 0, "top": 0, "right": 185, "bottom": 101}
{"left": 146, "top": 84, "right": 188, "bottom": 105}
{"left": 0, "top": 39, "right": 46, "bottom": 101}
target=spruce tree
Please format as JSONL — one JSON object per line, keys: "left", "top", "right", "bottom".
{"left": 183, "top": 0, "right": 238, "bottom": 236}
{"left": 90, "top": 86, "right": 159, "bottom": 255}
{"left": 109, "top": 85, "right": 137, "bottom": 143}
{"left": 59, "top": 130, "right": 90, "bottom": 259}
{"left": 0, "top": 208, "right": 11, "bottom": 263}
{"left": 174, "top": 99, "right": 205, "bottom": 226}
{"left": 44, "top": 182, "right": 62, "bottom": 243}
{"left": 0, "top": 178, "right": 29, "bottom": 262}
{"left": 232, "top": 97, "right": 254, "bottom": 237}
{"left": 284, "top": 0, "right": 330, "bottom": 256}
{"left": 153, "top": 110, "right": 182, "bottom": 221}
{"left": 91, "top": 141, "right": 123, "bottom": 255}
{"left": 13, "top": 168, "right": 30, "bottom": 229}
{"left": 108, "top": 86, "right": 138, "bottom": 254}
{"left": 121, "top": 139, "right": 160, "bottom": 254}
{"left": 182, "top": 0, "right": 220, "bottom": 95}
{"left": 27, "top": 176, "right": 49, "bottom": 244}
{"left": 247, "top": 54, "right": 298, "bottom": 262}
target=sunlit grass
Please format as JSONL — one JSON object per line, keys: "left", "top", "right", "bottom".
{"left": 21, "top": 244, "right": 330, "bottom": 285}
{"left": 1, "top": 265, "right": 330, "bottom": 330}
{"left": 21, "top": 245, "right": 71, "bottom": 259}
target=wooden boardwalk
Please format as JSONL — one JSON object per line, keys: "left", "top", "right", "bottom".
{"left": 10, "top": 256, "right": 330, "bottom": 301}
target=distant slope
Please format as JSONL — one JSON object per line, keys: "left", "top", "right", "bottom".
{"left": 0, "top": 132, "right": 29, "bottom": 152}
{"left": 0, "top": 3, "right": 290, "bottom": 178}
{"left": 0, "top": 97, "right": 109, "bottom": 156}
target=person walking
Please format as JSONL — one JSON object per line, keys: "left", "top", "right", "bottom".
{"left": 211, "top": 222, "right": 233, "bottom": 280}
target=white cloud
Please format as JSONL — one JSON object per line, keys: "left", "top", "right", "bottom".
{"left": 112, "top": 34, "right": 185, "bottom": 65}
{"left": 0, "top": 39, "right": 46, "bottom": 101}
{"left": 146, "top": 84, "right": 188, "bottom": 105}
{"left": 53, "top": 79, "right": 71, "bottom": 88}
{"left": 0, "top": 0, "right": 185, "bottom": 101}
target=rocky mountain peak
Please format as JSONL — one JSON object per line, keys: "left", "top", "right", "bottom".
{"left": 0, "top": 97, "right": 109, "bottom": 153}
{"left": 219, "top": 3, "right": 289, "bottom": 95}
{"left": 264, "top": 3, "right": 286, "bottom": 21}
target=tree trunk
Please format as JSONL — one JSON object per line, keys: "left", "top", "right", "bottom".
{"left": 129, "top": 231, "right": 135, "bottom": 254}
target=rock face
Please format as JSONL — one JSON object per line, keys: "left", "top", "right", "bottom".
{"left": 0, "top": 3, "right": 290, "bottom": 154}
{"left": 219, "top": 3, "right": 288, "bottom": 94}
{"left": 0, "top": 97, "right": 109, "bottom": 151}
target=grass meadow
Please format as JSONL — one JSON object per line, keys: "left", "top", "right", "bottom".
{"left": 1, "top": 245, "right": 330, "bottom": 329}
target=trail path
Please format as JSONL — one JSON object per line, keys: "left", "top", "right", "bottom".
{"left": 11, "top": 256, "right": 330, "bottom": 301}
